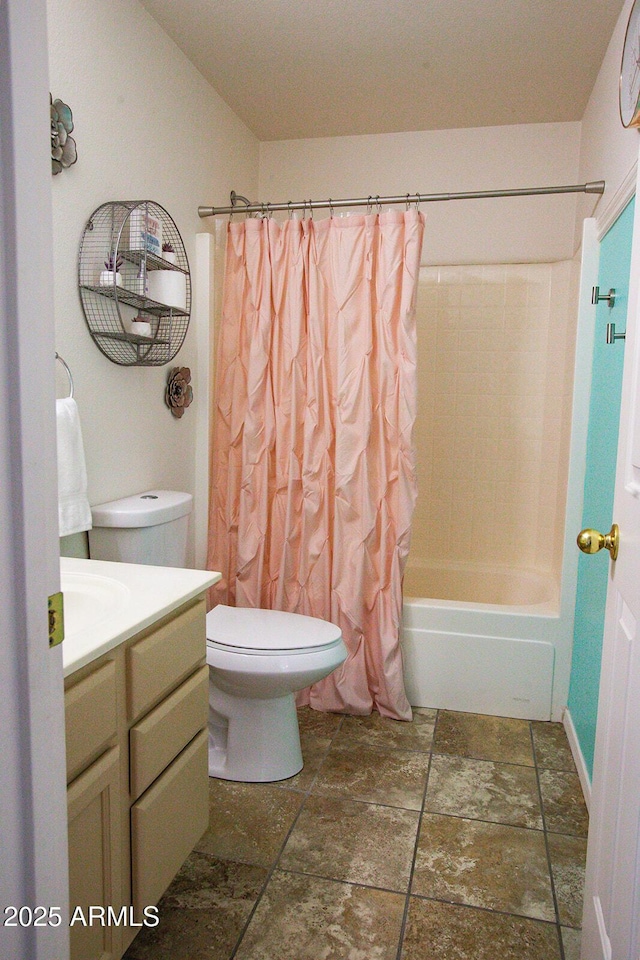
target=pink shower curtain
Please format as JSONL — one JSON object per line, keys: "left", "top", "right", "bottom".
{"left": 207, "top": 208, "right": 425, "bottom": 720}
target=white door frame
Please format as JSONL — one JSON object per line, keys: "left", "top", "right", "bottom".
{"left": 0, "top": 1, "right": 69, "bottom": 958}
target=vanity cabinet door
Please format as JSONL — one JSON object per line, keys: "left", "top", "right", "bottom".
{"left": 67, "top": 746, "right": 122, "bottom": 960}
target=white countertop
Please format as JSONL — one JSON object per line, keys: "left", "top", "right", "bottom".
{"left": 61, "top": 557, "right": 221, "bottom": 677}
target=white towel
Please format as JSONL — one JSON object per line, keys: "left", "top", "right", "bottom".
{"left": 56, "top": 397, "right": 92, "bottom": 537}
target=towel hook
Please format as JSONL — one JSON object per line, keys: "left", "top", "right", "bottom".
{"left": 55, "top": 352, "right": 74, "bottom": 398}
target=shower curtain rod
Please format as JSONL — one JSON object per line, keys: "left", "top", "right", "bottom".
{"left": 198, "top": 181, "right": 605, "bottom": 218}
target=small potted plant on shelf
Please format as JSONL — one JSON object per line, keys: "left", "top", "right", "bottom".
{"left": 129, "top": 314, "right": 152, "bottom": 338}
{"left": 100, "top": 253, "right": 123, "bottom": 287}
{"left": 162, "top": 241, "right": 176, "bottom": 264}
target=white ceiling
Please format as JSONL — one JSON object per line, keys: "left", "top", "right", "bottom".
{"left": 139, "top": 0, "right": 627, "bottom": 142}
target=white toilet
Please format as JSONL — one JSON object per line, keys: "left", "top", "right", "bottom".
{"left": 88, "top": 489, "right": 347, "bottom": 784}
{"left": 206, "top": 604, "right": 346, "bottom": 782}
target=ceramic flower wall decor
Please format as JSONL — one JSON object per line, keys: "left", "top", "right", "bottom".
{"left": 51, "top": 95, "right": 77, "bottom": 175}
{"left": 166, "top": 366, "right": 193, "bottom": 418}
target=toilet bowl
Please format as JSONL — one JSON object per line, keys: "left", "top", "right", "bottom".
{"left": 206, "top": 604, "right": 347, "bottom": 782}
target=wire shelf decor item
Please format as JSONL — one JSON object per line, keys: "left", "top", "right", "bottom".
{"left": 78, "top": 201, "right": 191, "bottom": 366}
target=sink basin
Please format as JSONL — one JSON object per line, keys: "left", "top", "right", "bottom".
{"left": 61, "top": 570, "right": 131, "bottom": 639}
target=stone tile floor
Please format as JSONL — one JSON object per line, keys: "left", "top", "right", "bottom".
{"left": 124, "top": 707, "right": 588, "bottom": 960}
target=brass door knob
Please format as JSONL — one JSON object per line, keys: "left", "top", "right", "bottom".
{"left": 577, "top": 524, "right": 619, "bottom": 561}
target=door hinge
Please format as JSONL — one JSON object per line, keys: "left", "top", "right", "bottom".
{"left": 48, "top": 591, "right": 65, "bottom": 647}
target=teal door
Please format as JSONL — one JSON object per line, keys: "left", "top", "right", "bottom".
{"left": 568, "top": 197, "right": 634, "bottom": 779}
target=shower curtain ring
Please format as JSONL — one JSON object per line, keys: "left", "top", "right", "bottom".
{"left": 308, "top": 199, "right": 314, "bottom": 220}
{"left": 415, "top": 193, "right": 421, "bottom": 210}
{"left": 329, "top": 198, "right": 334, "bottom": 218}
{"left": 375, "top": 195, "right": 382, "bottom": 213}
{"left": 367, "top": 195, "right": 373, "bottom": 215}
{"left": 288, "top": 200, "right": 293, "bottom": 220}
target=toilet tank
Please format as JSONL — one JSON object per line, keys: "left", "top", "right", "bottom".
{"left": 88, "top": 490, "right": 193, "bottom": 567}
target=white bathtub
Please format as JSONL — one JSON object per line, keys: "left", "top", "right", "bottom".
{"left": 401, "top": 560, "right": 560, "bottom": 721}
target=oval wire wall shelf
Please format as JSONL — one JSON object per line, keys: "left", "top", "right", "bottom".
{"left": 78, "top": 201, "right": 191, "bottom": 366}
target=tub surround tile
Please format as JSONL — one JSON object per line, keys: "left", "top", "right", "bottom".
{"left": 195, "top": 779, "right": 304, "bottom": 867}
{"left": 539, "top": 769, "right": 589, "bottom": 837}
{"left": 234, "top": 871, "right": 405, "bottom": 960}
{"left": 412, "top": 813, "right": 555, "bottom": 922}
{"left": 123, "top": 851, "right": 267, "bottom": 960}
{"left": 401, "top": 898, "right": 562, "bottom": 960}
{"left": 414, "top": 263, "right": 573, "bottom": 573}
{"left": 531, "top": 721, "right": 576, "bottom": 771}
{"left": 335, "top": 707, "right": 437, "bottom": 752}
{"left": 280, "top": 794, "right": 419, "bottom": 891}
{"left": 434, "top": 710, "right": 534, "bottom": 766}
{"left": 547, "top": 833, "right": 588, "bottom": 928}
{"left": 313, "top": 741, "right": 430, "bottom": 810}
{"left": 426, "top": 754, "right": 543, "bottom": 829}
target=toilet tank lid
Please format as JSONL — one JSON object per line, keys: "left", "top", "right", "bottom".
{"left": 91, "top": 490, "right": 193, "bottom": 528}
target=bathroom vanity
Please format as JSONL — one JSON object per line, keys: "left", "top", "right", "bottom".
{"left": 61, "top": 557, "right": 219, "bottom": 960}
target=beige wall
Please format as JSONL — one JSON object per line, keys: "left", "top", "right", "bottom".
{"left": 259, "top": 123, "right": 583, "bottom": 264}
{"left": 48, "top": 0, "right": 259, "bottom": 561}
{"left": 576, "top": 0, "right": 640, "bottom": 239}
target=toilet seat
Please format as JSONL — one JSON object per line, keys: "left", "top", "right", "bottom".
{"left": 206, "top": 603, "right": 342, "bottom": 654}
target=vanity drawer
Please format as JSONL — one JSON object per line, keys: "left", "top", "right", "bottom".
{"left": 127, "top": 599, "right": 205, "bottom": 722}
{"left": 129, "top": 664, "right": 209, "bottom": 800}
{"left": 65, "top": 659, "right": 117, "bottom": 783}
{"left": 130, "top": 728, "right": 208, "bottom": 911}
